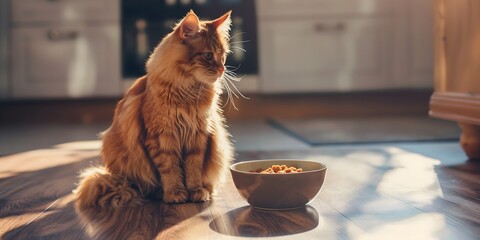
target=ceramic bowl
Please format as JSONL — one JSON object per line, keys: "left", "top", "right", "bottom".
{"left": 230, "top": 159, "right": 327, "bottom": 210}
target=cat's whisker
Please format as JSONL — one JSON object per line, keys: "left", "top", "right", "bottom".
{"left": 222, "top": 78, "right": 235, "bottom": 99}
{"left": 224, "top": 76, "right": 240, "bottom": 110}
{"left": 221, "top": 77, "right": 239, "bottom": 110}
{"left": 224, "top": 68, "right": 237, "bottom": 76}
{"left": 224, "top": 76, "right": 249, "bottom": 100}
{"left": 222, "top": 65, "right": 249, "bottom": 103}
{"left": 225, "top": 80, "right": 240, "bottom": 99}
{"left": 224, "top": 71, "right": 243, "bottom": 82}
{"left": 225, "top": 75, "right": 241, "bottom": 83}
{"left": 231, "top": 46, "right": 247, "bottom": 52}
{"left": 229, "top": 40, "right": 250, "bottom": 44}
{"left": 229, "top": 31, "right": 246, "bottom": 40}
{"left": 225, "top": 64, "right": 241, "bottom": 71}
{"left": 224, "top": 70, "right": 245, "bottom": 85}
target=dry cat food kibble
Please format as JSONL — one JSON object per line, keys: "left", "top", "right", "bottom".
{"left": 251, "top": 164, "right": 303, "bottom": 174}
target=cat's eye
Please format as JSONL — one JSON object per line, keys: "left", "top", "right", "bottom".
{"left": 203, "top": 52, "right": 213, "bottom": 61}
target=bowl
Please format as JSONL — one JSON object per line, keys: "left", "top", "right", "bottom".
{"left": 230, "top": 159, "right": 327, "bottom": 210}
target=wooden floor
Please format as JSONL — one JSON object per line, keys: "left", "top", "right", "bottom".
{"left": 1, "top": 141, "right": 479, "bottom": 240}
{"left": 1, "top": 90, "right": 479, "bottom": 239}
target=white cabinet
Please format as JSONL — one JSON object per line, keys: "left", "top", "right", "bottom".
{"left": 9, "top": 0, "right": 121, "bottom": 98}
{"left": 11, "top": 0, "right": 118, "bottom": 23}
{"left": 257, "top": 0, "right": 393, "bottom": 18}
{"left": 11, "top": 25, "right": 120, "bottom": 98}
{"left": 257, "top": 0, "right": 433, "bottom": 93}
{"left": 260, "top": 18, "right": 393, "bottom": 92}
{"left": 409, "top": 0, "right": 433, "bottom": 88}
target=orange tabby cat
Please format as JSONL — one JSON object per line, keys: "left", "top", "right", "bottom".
{"left": 75, "top": 10, "right": 234, "bottom": 208}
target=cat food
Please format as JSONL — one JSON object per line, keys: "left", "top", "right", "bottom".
{"left": 251, "top": 164, "right": 303, "bottom": 174}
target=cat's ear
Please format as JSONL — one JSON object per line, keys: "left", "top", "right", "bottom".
{"left": 178, "top": 10, "right": 200, "bottom": 39}
{"left": 211, "top": 10, "right": 232, "bottom": 36}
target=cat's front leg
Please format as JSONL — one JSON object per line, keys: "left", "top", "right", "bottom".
{"left": 185, "top": 151, "right": 211, "bottom": 202}
{"left": 184, "top": 140, "right": 211, "bottom": 202}
{"left": 156, "top": 152, "right": 188, "bottom": 203}
{"left": 151, "top": 135, "right": 188, "bottom": 203}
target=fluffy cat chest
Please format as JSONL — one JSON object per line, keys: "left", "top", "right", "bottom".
{"left": 144, "top": 108, "right": 211, "bottom": 134}
{"left": 144, "top": 110, "right": 211, "bottom": 150}
{"left": 174, "top": 110, "right": 210, "bottom": 133}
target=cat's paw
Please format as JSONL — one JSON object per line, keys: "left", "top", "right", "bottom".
{"left": 189, "top": 187, "right": 211, "bottom": 202}
{"left": 163, "top": 188, "right": 188, "bottom": 203}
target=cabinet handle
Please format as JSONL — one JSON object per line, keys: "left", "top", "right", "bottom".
{"left": 47, "top": 30, "right": 78, "bottom": 41}
{"left": 314, "top": 23, "right": 327, "bottom": 32}
{"left": 314, "top": 22, "right": 347, "bottom": 33}
{"left": 334, "top": 22, "right": 346, "bottom": 31}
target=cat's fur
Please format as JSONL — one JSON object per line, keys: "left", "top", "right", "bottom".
{"left": 75, "top": 10, "right": 234, "bottom": 208}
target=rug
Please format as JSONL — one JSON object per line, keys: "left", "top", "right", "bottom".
{"left": 269, "top": 116, "right": 461, "bottom": 145}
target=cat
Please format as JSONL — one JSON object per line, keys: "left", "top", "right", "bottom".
{"left": 75, "top": 10, "right": 234, "bottom": 209}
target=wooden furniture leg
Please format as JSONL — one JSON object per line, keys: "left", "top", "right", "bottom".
{"left": 459, "top": 123, "right": 480, "bottom": 160}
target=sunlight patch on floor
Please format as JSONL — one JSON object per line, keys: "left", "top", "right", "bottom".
{"left": 350, "top": 213, "right": 447, "bottom": 240}
{"left": 0, "top": 147, "right": 98, "bottom": 178}
{"left": 54, "top": 140, "right": 102, "bottom": 151}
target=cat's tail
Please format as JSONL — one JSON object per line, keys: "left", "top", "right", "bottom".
{"left": 74, "top": 166, "right": 142, "bottom": 209}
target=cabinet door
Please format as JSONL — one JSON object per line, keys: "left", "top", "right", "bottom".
{"left": 11, "top": 25, "right": 121, "bottom": 98}
{"left": 11, "top": 0, "right": 119, "bottom": 23}
{"left": 259, "top": 18, "right": 393, "bottom": 93}
{"left": 410, "top": 0, "right": 433, "bottom": 88}
{"left": 257, "top": 0, "right": 393, "bottom": 18}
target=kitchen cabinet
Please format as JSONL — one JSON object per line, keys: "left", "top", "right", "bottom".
{"left": 409, "top": 0, "right": 434, "bottom": 88}
{"left": 11, "top": 0, "right": 118, "bottom": 24}
{"left": 259, "top": 18, "right": 393, "bottom": 92}
{"left": 10, "top": 0, "right": 121, "bottom": 98}
{"left": 4, "top": 0, "right": 436, "bottom": 97}
{"left": 257, "top": 0, "right": 393, "bottom": 17}
{"left": 257, "top": 0, "right": 433, "bottom": 93}
{"left": 11, "top": 25, "right": 120, "bottom": 98}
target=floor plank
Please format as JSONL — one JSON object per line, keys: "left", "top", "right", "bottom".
{"left": 0, "top": 147, "right": 99, "bottom": 238}
{"left": 3, "top": 195, "right": 89, "bottom": 240}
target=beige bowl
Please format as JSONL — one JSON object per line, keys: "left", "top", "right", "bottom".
{"left": 230, "top": 159, "right": 327, "bottom": 210}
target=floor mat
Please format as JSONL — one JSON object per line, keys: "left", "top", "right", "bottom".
{"left": 269, "top": 116, "right": 461, "bottom": 145}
